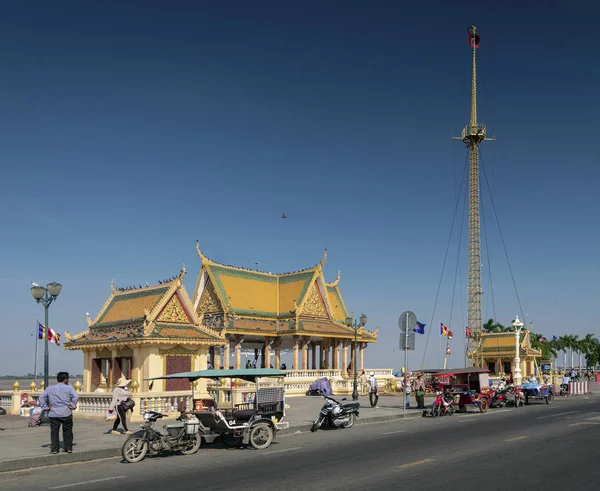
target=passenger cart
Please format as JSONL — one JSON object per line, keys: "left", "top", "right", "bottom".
{"left": 148, "top": 368, "right": 288, "bottom": 450}
{"left": 521, "top": 381, "right": 553, "bottom": 405}
{"left": 431, "top": 368, "right": 492, "bottom": 414}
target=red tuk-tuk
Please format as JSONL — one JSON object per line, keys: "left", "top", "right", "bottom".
{"left": 432, "top": 368, "right": 491, "bottom": 413}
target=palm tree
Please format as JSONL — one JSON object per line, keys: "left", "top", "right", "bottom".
{"left": 581, "top": 334, "right": 598, "bottom": 368}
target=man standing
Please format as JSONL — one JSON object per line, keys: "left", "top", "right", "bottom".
{"left": 414, "top": 372, "right": 426, "bottom": 409}
{"left": 359, "top": 371, "right": 368, "bottom": 396}
{"left": 39, "top": 372, "right": 79, "bottom": 454}
{"left": 368, "top": 372, "right": 379, "bottom": 408}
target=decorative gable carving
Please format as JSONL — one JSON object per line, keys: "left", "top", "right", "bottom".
{"left": 197, "top": 278, "right": 222, "bottom": 315}
{"left": 157, "top": 294, "right": 190, "bottom": 324}
{"left": 301, "top": 282, "right": 328, "bottom": 318}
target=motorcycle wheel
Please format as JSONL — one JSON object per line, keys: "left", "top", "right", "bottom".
{"left": 545, "top": 393, "right": 553, "bottom": 405}
{"left": 342, "top": 413, "right": 355, "bottom": 428}
{"left": 447, "top": 404, "right": 455, "bottom": 416}
{"left": 249, "top": 423, "right": 274, "bottom": 450}
{"left": 122, "top": 437, "right": 148, "bottom": 463}
{"left": 431, "top": 404, "right": 440, "bottom": 418}
{"left": 310, "top": 416, "right": 324, "bottom": 433}
{"left": 180, "top": 433, "right": 201, "bottom": 455}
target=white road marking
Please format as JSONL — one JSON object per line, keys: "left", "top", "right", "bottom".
{"left": 48, "top": 476, "right": 126, "bottom": 489}
{"left": 537, "top": 411, "right": 580, "bottom": 420}
{"left": 261, "top": 446, "right": 302, "bottom": 456}
{"left": 382, "top": 430, "right": 406, "bottom": 435}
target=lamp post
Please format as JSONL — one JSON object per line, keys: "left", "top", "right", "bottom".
{"left": 512, "top": 315, "right": 524, "bottom": 386}
{"left": 345, "top": 313, "right": 367, "bottom": 401}
{"left": 31, "top": 282, "right": 62, "bottom": 389}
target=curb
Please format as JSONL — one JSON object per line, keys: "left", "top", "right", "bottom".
{"left": 0, "top": 447, "right": 121, "bottom": 473}
{"left": 0, "top": 412, "right": 423, "bottom": 473}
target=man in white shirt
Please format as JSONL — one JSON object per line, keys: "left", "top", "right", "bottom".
{"left": 368, "top": 372, "right": 379, "bottom": 408}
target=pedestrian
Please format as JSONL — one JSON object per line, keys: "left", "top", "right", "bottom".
{"left": 509, "top": 372, "right": 514, "bottom": 385}
{"left": 38, "top": 372, "right": 79, "bottom": 454}
{"left": 414, "top": 372, "right": 426, "bottom": 409}
{"left": 108, "top": 377, "right": 133, "bottom": 435}
{"left": 404, "top": 373, "right": 412, "bottom": 409}
{"left": 359, "top": 371, "right": 368, "bottom": 396}
{"left": 368, "top": 372, "right": 379, "bottom": 408}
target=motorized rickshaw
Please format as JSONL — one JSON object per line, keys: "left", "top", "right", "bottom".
{"left": 148, "top": 368, "right": 288, "bottom": 450}
{"left": 431, "top": 368, "right": 492, "bottom": 413}
{"left": 520, "top": 379, "right": 554, "bottom": 405}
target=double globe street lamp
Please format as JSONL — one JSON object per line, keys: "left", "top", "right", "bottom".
{"left": 31, "top": 282, "right": 62, "bottom": 389}
{"left": 345, "top": 313, "right": 367, "bottom": 401}
{"left": 512, "top": 315, "right": 524, "bottom": 387}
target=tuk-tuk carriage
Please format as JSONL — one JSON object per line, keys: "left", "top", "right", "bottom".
{"left": 149, "top": 368, "right": 288, "bottom": 450}
{"left": 432, "top": 368, "right": 491, "bottom": 413}
{"left": 520, "top": 379, "right": 554, "bottom": 405}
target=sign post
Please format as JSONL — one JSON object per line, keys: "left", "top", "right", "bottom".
{"left": 398, "top": 311, "right": 417, "bottom": 418}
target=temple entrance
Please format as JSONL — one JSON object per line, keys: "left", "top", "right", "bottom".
{"left": 92, "top": 357, "right": 112, "bottom": 390}
{"left": 165, "top": 356, "right": 192, "bottom": 391}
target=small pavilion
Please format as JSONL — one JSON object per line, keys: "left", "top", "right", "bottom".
{"left": 477, "top": 330, "right": 542, "bottom": 377}
{"left": 191, "top": 244, "right": 378, "bottom": 372}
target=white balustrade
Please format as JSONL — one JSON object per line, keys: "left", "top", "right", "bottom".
{"left": 0, "top": 393, "right": 12, "bottom": 409}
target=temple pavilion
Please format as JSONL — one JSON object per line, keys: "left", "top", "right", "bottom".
{"left": 192, "top": 244, "right": 378, "bottom": 373}
{"left": 64, "top": 267, "right": 225, "bottom": 392}
{"left": 477, "top": 330, "right": 542, "bottom": 377}
{"left": 64, "top": 245, "right": 378, "bottom": 392}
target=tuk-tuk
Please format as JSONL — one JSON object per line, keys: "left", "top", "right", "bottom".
{"left": 432, "top": 368, "right": 491, "bottom": 413}
{"left": 148, "top": 368, "right": 288, "bottom": 449}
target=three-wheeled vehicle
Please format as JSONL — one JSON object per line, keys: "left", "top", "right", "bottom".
{"left": 432, "top": 368, "right": 492, "bottom": 413}
{"left": 520, "top": 380, "right": 554, "bottom": 405}
{"left": 149, "top": 368, "right": 288, "bottom": 450}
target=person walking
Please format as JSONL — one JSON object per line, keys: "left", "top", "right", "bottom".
{"left": 359, "top": 371, "right": 368, "bottom": 396}
{"left": 38, "top": 372, "right": 79, "bottom": 454}
{"left": 108, "top": 377, "right": 133, "bottom": 435}
{"left": 368, "top": 372, "right": 379, "bottom": 408}
{"left": 414, "top": 372, "right": 426, "bottom": 409}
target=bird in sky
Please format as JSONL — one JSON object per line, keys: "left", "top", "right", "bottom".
{"left": 281, "top": 213, "right": 287, "bottom": 219}
{"left": 255, "top": 261, "right": 260, "bottom": 265}
{"left": 31, "top": 281, "right": 41, "bottom": 287}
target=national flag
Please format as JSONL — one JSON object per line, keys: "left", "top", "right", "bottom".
{"left": 440, "top": 323, "right": 448, "bottom": 336}
{"left": 539, "top": 337, "right": 546, "bottom": 343}
{"left": 37, "top": 323, "right": 60, "bottom": 346}
{"left": 552, "top": 336, "right": 558, "bottom": 341}
{"left": 413, "top": 321, "right": 426, "bottom": 335}
{"left": 466, "top": 326, "right": 473, "bottom": 337}
{"left": 448, "top": 330, "right": 454, "bottom": 340}
{"left": 38, "top": 322, "right": 45, "bottom": 340}
{"left": 468, "top": 29, "right": 481, "bottom": 48}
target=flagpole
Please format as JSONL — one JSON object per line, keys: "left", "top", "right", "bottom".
{"left": 33, "top": 320, "right": 39, "bottom": 384}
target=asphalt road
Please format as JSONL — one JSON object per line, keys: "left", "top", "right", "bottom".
{"left": 2, "top": 396, "right": 599, "bottom": 491}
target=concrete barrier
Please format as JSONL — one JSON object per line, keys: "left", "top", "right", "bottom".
{"left": 568, "top": 381, "right": 589, "bottom": 395}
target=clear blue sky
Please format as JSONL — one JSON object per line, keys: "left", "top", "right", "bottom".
{"left": 1, "top": 2, "right": 598, "bottom": 376}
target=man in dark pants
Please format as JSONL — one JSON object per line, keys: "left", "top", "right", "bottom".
{"left": 39, "top": 372, "right": 79, "bottom": 454}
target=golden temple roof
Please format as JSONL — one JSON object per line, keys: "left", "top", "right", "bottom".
{"left": 478, "top": 330, "right": 541, "bottom": 356}
{"left": 64, "top": 267, "right": 225, "bottom": 349}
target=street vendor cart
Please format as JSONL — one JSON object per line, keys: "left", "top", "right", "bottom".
{"left": 432, "top": 368, "right": 491, "bottom": 413}
{"left": 149, "top": 368, "right": 288, "bottom": 449}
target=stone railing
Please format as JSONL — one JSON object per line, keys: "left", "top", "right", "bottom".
{"left": 0, "top": 393, "right": 13, "bottom": 410}
{"left": 284, "top": 370, "right": 343, "bottom": 380}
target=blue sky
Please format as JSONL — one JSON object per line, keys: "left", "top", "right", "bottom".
{"left": 0, "top": 2, "right": 598, "bottom": 376}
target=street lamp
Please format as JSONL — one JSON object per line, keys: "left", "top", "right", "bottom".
{"left": 345, "top": 313, "right": 367, "bottom": 401}
{"left": 31, "top": 282, "right": 62, "bottom": 389}
{"left": 512, "top": 315, "right": 524, "bottom": 386}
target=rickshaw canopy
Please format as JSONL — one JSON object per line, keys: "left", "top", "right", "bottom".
{"left": 147, "top": 368, "right": 286, "bottom": 383}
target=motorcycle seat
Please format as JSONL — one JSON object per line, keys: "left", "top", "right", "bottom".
{"left": 342, "top": 403, "right": 360, "bottom": 410}
{"left": 233, "top": 409, "right": 256, "bottom": 422}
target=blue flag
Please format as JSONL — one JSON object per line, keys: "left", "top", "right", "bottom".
{"left": 38, "top": 322, "right": 45, "bottom": 340}
{"left": 413, "top": 321, "right": 426, "bottom": 335}
{"left": 552, "top": 335, "right": 558, "bottom": 341}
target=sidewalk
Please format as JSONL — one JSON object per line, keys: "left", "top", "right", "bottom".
{"left": 0, "top": 394, "right": 431, "bottom": 473}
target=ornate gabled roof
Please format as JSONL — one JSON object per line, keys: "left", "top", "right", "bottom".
{"left": 478, "top": 330, "right": 541, "bottom": 355}
{"left": 65, "top": 266, "right": 225, "bottom": 349}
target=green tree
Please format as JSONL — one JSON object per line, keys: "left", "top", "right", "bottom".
{"left": 483, "top": 319, "right": 509, "bottom": 333}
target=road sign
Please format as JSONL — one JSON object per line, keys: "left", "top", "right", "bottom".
{"left": 398, "top": 311, "right": 417, "bottom": 333}
{"left": 399, "top": 331, "right": 415, "bottom": 350}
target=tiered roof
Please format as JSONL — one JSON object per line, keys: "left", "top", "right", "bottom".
{"left": 192, "top": 244, "right": 377, "bottom": 342}
{"left": 64, "top": 266, "right": 225, "bottom": 350}
{"left": 478, "top": 330, "right": 541, "bottom": 357}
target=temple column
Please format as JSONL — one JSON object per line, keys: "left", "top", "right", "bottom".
{"left": 264, "top": 337, "right": 271, "bottom": 368}
{"left": 234, "top": 335, "right": 243, "bottom": 369}
{"left": 209, "top": 347, "right": 215, "bottom": 368}
{"left": 350, "top": 342, "right": 356, "bottom": 374}
{"left": 292, "top": 336, "right": 299, "bottom": 370}
{"left": 359, "top": 343, "right": 365, "bottom": 370}
{"left": 333, "top": 339, "right": 339, "bottom": 370}
{"left": 274, "top": 339, "right": 281, "bottom": 369}
{"left": 214, "top": 346, "right": 221, "bottom": 371}
{"left": 224, "top": 338, "right": 231, "bottom": 370}
{"left": 302, "top": 337, "right": 310, "bottom": 370}
{"left": 311, "top": 343, "right": 317, "bottom": 370}
{"left": 342, "top": 340, "right": 348, "bottom": 376}
{"left": 324, "top": 339, "right": 330, "bottom": 369}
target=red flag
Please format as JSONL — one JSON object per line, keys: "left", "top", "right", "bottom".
{"left": 466, "top": 327, "right": 473, "bottom": 337}
{"left": 448, "top": 330, "right": 454, "bottom": 340}
{"left": 468, "top": 30, "right": 480, "bottom": 48}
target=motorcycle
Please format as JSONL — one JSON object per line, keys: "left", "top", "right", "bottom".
{"left": 514, "top": 387, "right": 525, "bottom": 407}
{"left": 431, "top": 390, "right": 455, "bottom": 417}
{"left": 310, "top": 396, "right": 360, "bottom": 432}
{"left": 488, "top": 388, "right": 508, "bottom": 408}
{"left": 122, "top": 411, "right": 201, "bottom": 463}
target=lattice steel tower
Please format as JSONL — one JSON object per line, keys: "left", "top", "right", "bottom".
{"left": 455, "top": 25, "right": 493, "bottom": 367}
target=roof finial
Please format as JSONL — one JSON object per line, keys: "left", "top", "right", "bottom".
{"left": 196, "top": 240, "right": 207, "bottom": 262}
{"left": 320, "top": 248, "right": 327, "bottom": 267}
{"left": 180, "top": 263, "right": 186, "bottom": 279}
{"left": 329, "top": 270, "right": 341, "bottom": 287}
{"left": 110, "top": 279, "right": 116, "bottom": 293}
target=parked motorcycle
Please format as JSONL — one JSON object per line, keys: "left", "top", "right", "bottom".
{"left": 488, "top": 388, "right": 508, "bottom": 408}
{"left": 432, "top": 390, "right": 455, "bottom": 417}
{"left": 122, "top": 411, "right": 201, "bottom": 463}
{"left": 310, "top": 396, "right": 360, "bottom": 432}
{"left": 514, "top": 387, "right": 525, "bottom": 407}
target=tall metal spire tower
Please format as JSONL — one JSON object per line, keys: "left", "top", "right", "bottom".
{"left": 455, "top": 25, "right": 493, "bottom": 367}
